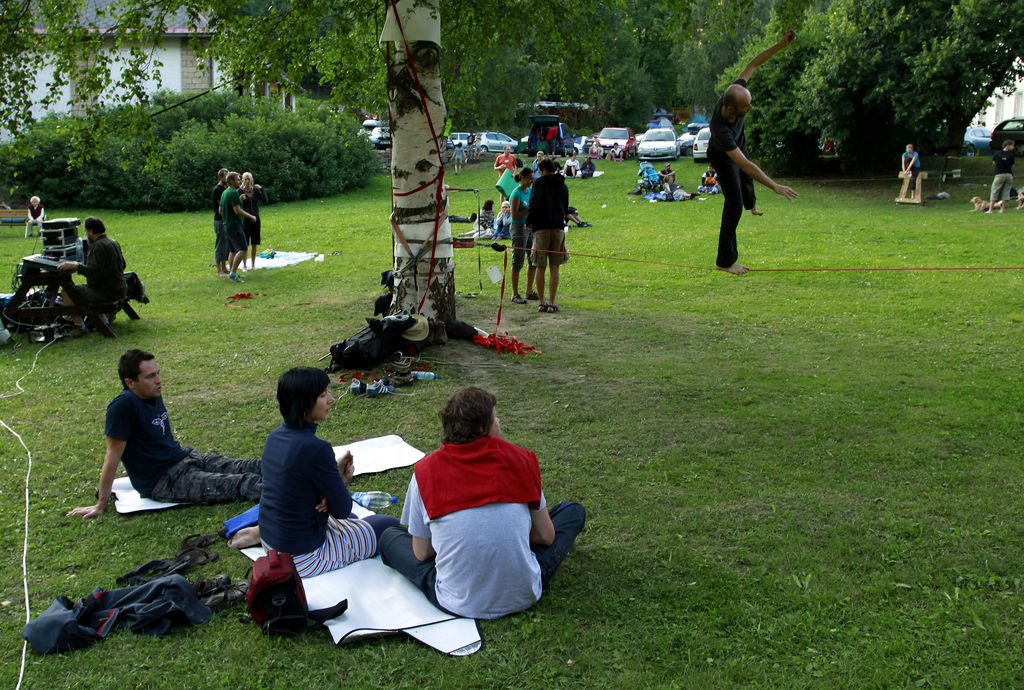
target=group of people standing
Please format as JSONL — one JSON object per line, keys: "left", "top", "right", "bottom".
{"left": 508, "top": 160, "right": 570, "bottom": 313}
{"left": 211, "top": 168, "right": 268, "bottom": 283}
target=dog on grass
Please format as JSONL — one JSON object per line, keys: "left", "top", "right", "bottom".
{"left": 970, "top": 196, "right": 989, "bottom": 212}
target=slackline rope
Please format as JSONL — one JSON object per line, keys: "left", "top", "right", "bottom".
{"left": 474, "top": 242, "right": 1024, "bottom": 274}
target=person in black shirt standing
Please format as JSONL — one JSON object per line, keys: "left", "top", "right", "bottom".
{"left": 211, "top": 167, "right": 229, "bottom": 275}
{"left": 708, "top": 30, "right": 799, "bottom": 275}
{"left": 987, "top": 139, "right": 1016, "bottom": 214}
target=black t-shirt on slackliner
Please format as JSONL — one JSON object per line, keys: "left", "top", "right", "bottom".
{"left": 708, "top": 79, "right": 748, "bottom": 156}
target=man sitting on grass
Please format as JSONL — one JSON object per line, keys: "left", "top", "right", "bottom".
{"left": 379, "top": 387, "right": 585, "bottom": 619}
{"left": 68, "top": 349, "right": 262, "bottom": 519}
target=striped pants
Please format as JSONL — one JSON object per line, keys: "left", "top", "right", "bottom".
{"left": 292, "top": 515, "right": 399, "bottom": 578}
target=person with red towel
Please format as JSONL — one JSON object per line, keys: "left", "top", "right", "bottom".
{"left": 380, "top": 387, "right": 585, "bottom": 619}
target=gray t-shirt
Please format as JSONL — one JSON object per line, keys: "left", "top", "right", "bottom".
{"left": 402, "top": 475, "right": 546, "bottom": 619}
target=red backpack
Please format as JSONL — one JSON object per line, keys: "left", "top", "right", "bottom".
{"left": 246, "top": 550, "right": 347, "bottom": 635}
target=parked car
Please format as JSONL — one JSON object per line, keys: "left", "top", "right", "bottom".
{"left": 596, "top": 126, "right": 637, "bottom": 158}
{"left": 691, "top": 127, "right": 711, "bottom": 162}
{"left": 450, "top": 132, "right": 472, "bottom": 149}
{"left": 637, "top": 128, "right": 678, "bottom": 161}
{"left": 572, "top": 135, "right": 589, "bottom": 155}
{"left": 962, "top": 126, "right": 992, "bottom": 157}
{"left": 990, "top": 118, "right": 1024, "bottom": 154}
{"left": 369, "top": 126, "right": 391, "bottom": 149}
{"left": 519, "top": 114, "right": 574, "bottom": 156}
{"left": 677, "top": 131, "right": 696, "bottom": 156}
{"left": 476, "top": 131, "right": 518, "bottom": 153}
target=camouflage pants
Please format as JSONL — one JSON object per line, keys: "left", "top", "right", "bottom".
{"left": 150, "top": 450, "right": 262, "bottom": 504}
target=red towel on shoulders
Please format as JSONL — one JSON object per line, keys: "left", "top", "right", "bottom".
{"left": 415, "top": 436, "right": 542, "bottom": 520}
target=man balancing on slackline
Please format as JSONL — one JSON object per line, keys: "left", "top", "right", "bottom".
{"left": 708, "top": 29, "right": 799, "bottom": 275}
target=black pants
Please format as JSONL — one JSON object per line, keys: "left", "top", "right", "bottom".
{"left": 709, "top": 151, "right": 756, "bottom": 268}
{"left": 150, "top": 450, "right": 261, "bottom": 504}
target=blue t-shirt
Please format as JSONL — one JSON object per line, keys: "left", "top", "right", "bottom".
{"left": 105, "top": 391, "right": 189, "bottom": 497}
{"left": 509, "top": 186, "right": 531, "bottom": 226}
{"left": 259, "top": 423, "right": 354, "bottom": 555}
{"left": 902, "top": 151, "right": 920, "bottom": 169}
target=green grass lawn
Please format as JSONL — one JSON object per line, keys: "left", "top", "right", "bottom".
{"left": 1, "top": 157, "right": 1021, "bottom": 688}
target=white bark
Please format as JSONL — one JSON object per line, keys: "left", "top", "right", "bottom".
{"left": 383, "top": 0, "right": 455, "bottom": 320}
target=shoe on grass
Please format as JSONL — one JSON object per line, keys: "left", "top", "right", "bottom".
{"left": 526, "top": 292, "right": 539, "bottom": 301}
{"left": 229, "top": 272, "right": 244, "bottom": 283}
{"left": 511, "top": 294, "right": 527, "bottom": 304}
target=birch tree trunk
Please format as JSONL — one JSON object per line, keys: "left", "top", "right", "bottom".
{"left": 382, "top": 0, "right": 455, "bottom": 320}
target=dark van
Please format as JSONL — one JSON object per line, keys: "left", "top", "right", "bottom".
{"left": 519, "top": 114, "right": 574, "bottom": 156}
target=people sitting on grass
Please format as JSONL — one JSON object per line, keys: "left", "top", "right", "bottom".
{"left": 456, "top": 200, "right": 498, "bottom": 239}
{"left": 563, "top": 152, "right": 581, "bottom": 178}
{"left": 26, "top": 195, "right": 45, "bottom": 238}
{"left": 248, "top": 367, "right": 400, "bottom": 573}
{"left": 580, "top": 157, "right": 596, "bottom": 178}
{"left": 639, "top": 161, "right": 669, "bottom": 193}
{"left": 660, "top": 163, "right": 676, "bottom": 186}
{"left": 567, "top": 206, "right": 592, "bottom": 228}
{"left": 588, "top": 140, "right": 602, "bottom": 159}
{"left": 495, "top": 200, "right": 513, "bottom": 240}
{"left": 699, "top": 165, "right": 721, "bottom": 194}
{"left": 532, "top": 151, "right": 546, "bottom": 174}
{"left": 379, "top": 387, "right": 585, "bottom": 619}
{"left": 68, "top": 350, "right": 262, "bottom": 519}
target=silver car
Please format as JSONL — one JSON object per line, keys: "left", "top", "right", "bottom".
{"left": 476, "top": 131, "right": 518, "bottom": 153}
{"left": 637, "top": 129, "right": 678, "bottom": 161}
{"left": 691, "top": 127, "right": 712, "bottom": 162}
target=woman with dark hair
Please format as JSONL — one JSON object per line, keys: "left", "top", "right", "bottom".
{"left": 509, "top": 167, "right": 537, "bottom": 305}
{"left": 257, "top": 367, "right": 399, "bottom": 576}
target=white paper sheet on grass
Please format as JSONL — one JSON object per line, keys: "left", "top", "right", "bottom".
{"left": 246, "top": 251, "right": 318, "bottom": 271}
{"left": 240, "top": 542, "right": 482, "bottom": 656}
{"left": 112, "top": 435, "right": 424, "bottom": 514}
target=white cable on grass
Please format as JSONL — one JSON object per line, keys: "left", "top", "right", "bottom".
{"left": 0, "top": 337, "right": 57, "bottom": 689}
{"left": 0, "top": 336, "right": 58, "bottom": 399}
{"left": 2, "top": 420, "right": 33, "bottom": 690}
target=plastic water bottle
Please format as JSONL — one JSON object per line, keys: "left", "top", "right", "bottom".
{"left": 351, "top": 491, "right": 398, "bottom": 510}
{"left": 412, "top": 371, "right": 438, "bottom": 380}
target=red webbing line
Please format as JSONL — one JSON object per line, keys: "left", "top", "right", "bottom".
{"left": 393, "top": 172, "right": 441, "bottom": 197}
{"left": 387, "top": 0, "right": 445, "bottom": 313}
{"left": 519, "top": 244, "right": 1024, "bottom": 273}
{"left": 495, "top": 249, "right": 508, "bottom": 328}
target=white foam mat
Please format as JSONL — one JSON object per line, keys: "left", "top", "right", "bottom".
{"left": 112, "top": 435, "right": 424, "bottom": 514}
{"left": 241, "top": 546, "right": 482, "bottom": 655}
{"left": 334, "top": 434, "right": 426, "bottom": 475}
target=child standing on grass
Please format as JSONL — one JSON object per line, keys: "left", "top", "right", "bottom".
{"left": 453, "top": 144, "right": 465, "bottom": 175}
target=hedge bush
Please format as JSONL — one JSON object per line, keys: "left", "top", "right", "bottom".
{"left": 0, "top": 93, "right": 377, "bottom": 211}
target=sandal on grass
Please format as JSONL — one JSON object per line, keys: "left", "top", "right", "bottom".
{"left": 538, "top": 304, "right": 549, "bottom": 312}
{"left": 511, "top": 294, "right": 527, "bottom": 304}
{"left": 547, "top": 304, "right": 560, "bottom": 313}
{"left": 526, "top": 292, "right": 539, "bottom": 301}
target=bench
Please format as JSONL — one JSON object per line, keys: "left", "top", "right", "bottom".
{"left": 0, "top": 209, "right": 27, "bottom": 226}
{"left": 896, "top": 171, "right": 928, "bottom": 205}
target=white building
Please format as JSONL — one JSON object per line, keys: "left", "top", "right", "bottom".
{"left": 974, "top": 66, "right": 1023, "bottom": 129}
{"left": 30, "top": 1, "right": 217, "bottom": 121}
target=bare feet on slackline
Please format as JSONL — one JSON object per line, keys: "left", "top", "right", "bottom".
{"left": 228, "top": 526, "right": 261, "bottom": 549}
{"left": 717, "top": 263, "right": 750, "bottom": 275}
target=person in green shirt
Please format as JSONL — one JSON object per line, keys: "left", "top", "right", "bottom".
{"left": 219, "top": 171, "right": 257, "bottom": 282}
